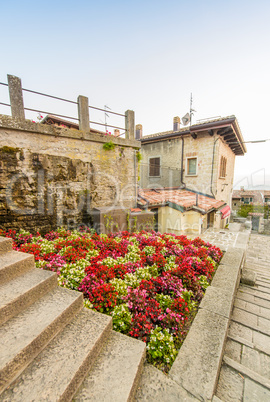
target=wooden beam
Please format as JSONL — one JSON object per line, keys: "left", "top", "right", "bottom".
{"left": 217, "top": 127, "right": 231, "bottom": 135}
{"left": 223, "top": 134, "right": 235, "bottom": 140}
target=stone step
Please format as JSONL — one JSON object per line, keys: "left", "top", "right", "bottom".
{"left": 0, "top": 268, "right": 58, "bottom": 325}
{"left": 0, "top": 309, "right": 112, "bottom": 402}
{"left": 74, "top": 330, "right": 146, "bottom": 402}
{"left": 0, "top": 251, "right": 34, "bottom": 284}
{"left": 0, "top": 237, "right": 13, "bottom": 254}
{"left": 0, "top": 287, "right": 83, "bottom": 393}
{"left": 135, "top": 364, "right": 197, "bottom": 401}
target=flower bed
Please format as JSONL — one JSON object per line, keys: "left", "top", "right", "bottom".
{"left": 1, "top": 228, "right": 222, "bottom": 372}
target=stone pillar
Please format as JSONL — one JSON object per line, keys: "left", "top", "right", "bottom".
{"left": 125, "top": 110, "right": 135, "bottom": 140}
{"left": 7, "top": 75, "right": 25, "bottom": 121}
{"left": 77, "top": 95, "right": 90, "bottom": 132}
{"left": 135, "top": 124, "right": 143, "bottom": 140}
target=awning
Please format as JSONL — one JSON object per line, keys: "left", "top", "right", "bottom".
{"left": 220, "top": 205, "right": 231, "bottom": 219}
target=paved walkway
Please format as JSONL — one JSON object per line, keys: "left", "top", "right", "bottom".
{"left": 214, "top": 234, "right": 270, "bottom": 401}
{"left": 195, "top": 223, "right": 245, "bottom": 251}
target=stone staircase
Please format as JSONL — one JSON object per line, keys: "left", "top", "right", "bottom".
{"left": 0, "top": 236, "right": 207, "bottom": 401}
{"left": 0, "top": 237, "right": 149, "bottom": 401}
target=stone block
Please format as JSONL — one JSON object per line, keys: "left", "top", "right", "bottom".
{"left": 211, "top": 263, "right": 240, "bottom": 297}
{"left": 199, "top": 286, "right": 233, "bottom": 319}
{"left": 7, "top": 75, "right": 25, "bottom": 121}
{"left": 241, "top": 269, "right": 257, "bottom": 286}
{"left": 219, "top": 247, "right": 244, "bottom": 268}
{"left": 241, "top": 346, "right": 270, "bottom": 379}
{"left": 228, "top": 321, "right": 253, "bottom": 342}
{"left": 224, "top": 339, "right": 241, "bottom": 363}
{"left": 232, "top": 307, "right": 258, "bottom": 327}
{"left": 215, "top": 364, "right": 244, "bottom": 402}
{"left": 169, "top": 309, "right": 229, "bottom": 401}
{"left": 244, "top": 378, "right": 270, "bottom": 401}
{"left": 135, "top": 364, "right": 197, "bottom": 401}
{"left": 235, "top": 232, "right": 250, "bottom": 249}
{"left": 77, "top": 95, "right": 90, "bottom": 132}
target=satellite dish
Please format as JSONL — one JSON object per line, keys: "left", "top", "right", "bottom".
{"left": 182, "top": 113, "right": 190, "bottom": 126}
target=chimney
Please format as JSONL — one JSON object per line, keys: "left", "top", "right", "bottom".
{"left": 135, "top": 124, "right": 143, "bottom": 140}
{"left": 173, "top": 116, "right": 180, "bottom": 132}
{"left": 114, "top": 129, "right": 120, "bottom": 137}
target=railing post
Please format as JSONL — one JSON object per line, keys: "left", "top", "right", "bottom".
{"left": 125, "top": 110, "right": 135, "bottom": 140}
{"left": 7, "top": 74, "right": 25, "bottom": 121}
{"left": 77, "top": 95, "right": 90, "bottom": 132}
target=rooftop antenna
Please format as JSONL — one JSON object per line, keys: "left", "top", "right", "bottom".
{"left": 190, "top": 93, "right": 196, "bottom": 127}
{"left": 181, "top": 93, "right": 196, "bottom": 126}
{"left": 104, "top": 105, "right": 111, "bottom": 133}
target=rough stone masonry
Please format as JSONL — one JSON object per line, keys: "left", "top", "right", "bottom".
{"left": 0, "top": 115, "right": 140, "bottom": 234}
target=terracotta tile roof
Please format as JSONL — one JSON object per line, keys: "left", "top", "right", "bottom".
{"left": 141, "top": 115, "right": 246, "bottom": 156}
{"left": 232, "top": 190, "right": 270, "bottom": 204}
{"left": 130, "top": 208, "right": 142, "bottom": 213}
{"left": 142, "top": 115, "right": 236, "bottom": 140}
{"left": 138, "top": 188, "right": 225, "bottom": 213}
{"left": 41, "top": 114, "right": 106, "bottom": 135}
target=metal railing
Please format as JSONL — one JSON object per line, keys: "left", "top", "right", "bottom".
{"left": 0, "top": 76, "right": 134, "bottom": 138}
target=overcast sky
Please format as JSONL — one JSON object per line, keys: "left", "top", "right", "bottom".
{"left": 1, "top": 0, "right": 270, "bottom": 189}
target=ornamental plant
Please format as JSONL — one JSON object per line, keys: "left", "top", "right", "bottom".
{"left": 1, "top": 227, "right": 222, "bottom": 372}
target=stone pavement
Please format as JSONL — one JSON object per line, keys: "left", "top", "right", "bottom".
{"left": 197, "top": 223, "right": 245, "bottom": 252}
{"left": 214, "top": 233, "right": 270, "bottom": 401}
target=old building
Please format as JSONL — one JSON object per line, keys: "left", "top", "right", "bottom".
{"left": 138, "top": 115, "right": 246, "bottom": 234}
{"left": 138, "top": 187, "right": 230, "bottom": 235}
{"left": 232, "top": 189, "right": 270, "bottom": 207}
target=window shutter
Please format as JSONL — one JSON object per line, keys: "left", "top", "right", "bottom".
{"left": 149, "top": 157, "right": 160, "bottom": 177}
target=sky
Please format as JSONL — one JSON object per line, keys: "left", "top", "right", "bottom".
{"left": 1, "top": 0, "right": 270, "bottom": 189}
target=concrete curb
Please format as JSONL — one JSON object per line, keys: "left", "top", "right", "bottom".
{"left": 169, "top": 237, "right": 249, "bottom": 401}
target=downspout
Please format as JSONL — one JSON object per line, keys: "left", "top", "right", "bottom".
{"left": 134, "top": 149, "right": 137, "bottom": 207}
{"left": 181, "top": 136, "right": 186, "bottom": 188}
{"left": 210, "top": 137, "right": 220, "bottom": 197}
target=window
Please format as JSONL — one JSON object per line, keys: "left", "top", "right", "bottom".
{"left": 242, "top": 197, "right": 252, "bottom": 204}
{"left": 265, "top": 197, "right": 270, "bottom": 203}
{"left": 220, "top": 156, "right": 227, "bottom": 178}
{"left": 187, "top": 157, "right": 197, "bottom": 175}
{"left": 149, "top": 157, "right": 160, "bottom": 177}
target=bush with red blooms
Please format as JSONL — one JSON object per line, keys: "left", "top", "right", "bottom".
{"left": 1, "top": 228, "right": 222, "bottom": 371}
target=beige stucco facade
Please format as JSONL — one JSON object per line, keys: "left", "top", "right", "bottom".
{"left": 157, "top": 206, "right": 212, "bottom": 235}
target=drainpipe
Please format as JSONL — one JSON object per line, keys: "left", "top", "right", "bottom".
{"left": 134, "top": 150, "right": 137, "bottom": 207}
{"left": 210, "top": 137, "right": 220, "bottom": 198}
{"left": 181, "top": 136, "right": 186, "bottom": 188}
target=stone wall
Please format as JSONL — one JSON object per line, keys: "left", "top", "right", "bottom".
{"left": 215, "top": 139, "right": 235, "bottom": 206}
{"left": 140, "top": 137, "right": 182, "bottom": 188}
{"left": 141, "top": 132, "right": 236, "bottom": 206}
{"left": 0, "top": 115, "right": 140, "bottom": 234}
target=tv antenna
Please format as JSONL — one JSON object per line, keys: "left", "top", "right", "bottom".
{"left": 104, "top": 105, "right": 111, "bottom": 133}
{"left": 181, "top": 93, "right": 196, "bottom": 126}
{"left": 190, "top": 93, "right": 196, "bottom": 127}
